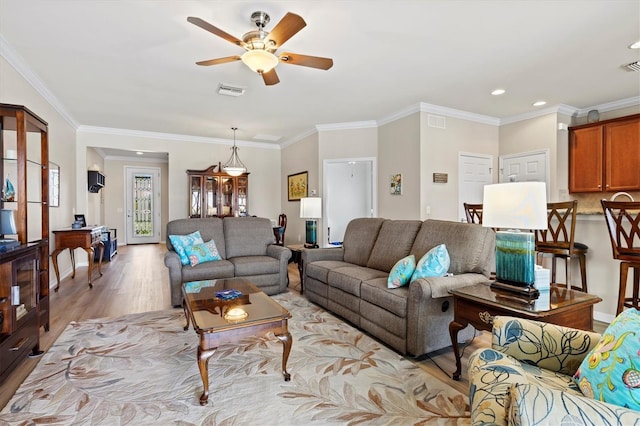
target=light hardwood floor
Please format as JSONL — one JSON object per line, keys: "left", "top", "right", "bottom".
{"left": 0, "top": 243, "right": 490, "bottom": 409}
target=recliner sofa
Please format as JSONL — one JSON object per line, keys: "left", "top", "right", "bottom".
{"left": 302, "top": 217, "right": 495, "bottom": 357}
{"left": 164, "top": 216, "right": 291, "bottom": 306}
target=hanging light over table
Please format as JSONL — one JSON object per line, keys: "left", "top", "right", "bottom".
{"left": 223, "top": 127, "right": 247, "bottom": 176}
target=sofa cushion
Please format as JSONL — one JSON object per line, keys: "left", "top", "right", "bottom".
{"left": 362, "top": 277, "right": 408, "bottom": 317}
{"left": 387, "top": 255, "right": 416, "bottom": 288}
{"left": 184, "top": 240, "right": 222, "bottom": 266}
{"left": 574, "top": 308, "right": 640, "bottom": 410}
{"left": 166, "top": 218, "right": 226, "bottom": 260}
{"left": 327, "top": 266, "right": 388, "bottom": 297}
{"left": 367, "top": 220, "right": 422, "bottom": 272}
{"left": 169, "top": 231, "right": 204, "bottom": 265}
{"left": 411, "top": 243, "right": 450, "bottom": 282}
{"left": 181, "top": 259, "right": 234, "bottom": 283}
{"left": 306, "top": 260, "right": 353, "bottom": 283}
{"left": 508, "top": 383, "right": 640, "bottom": 426}
{"left": 230, "top": 255, "right": 280, "bottom": 276}
{"left": 342, "top": 218, "right": 385, "bottom": 267}
{"left": 223, "top": 217, "right": 274, "bottom": 258}
{"left": 411, "top": 220, "right": 494, "bottom": 276}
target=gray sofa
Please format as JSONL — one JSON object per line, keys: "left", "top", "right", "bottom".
{"left": 303, "top": 218, "right": 495, "bottom": 357}
{"left": 164, "top": 216, "right": 291, "bottom": 306}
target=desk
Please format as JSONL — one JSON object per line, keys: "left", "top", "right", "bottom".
{"left": 448, "top": 283, "right": 602, "bottom": 381}
{"left": 52, "top": 226, "right": 105, "bottom": 291}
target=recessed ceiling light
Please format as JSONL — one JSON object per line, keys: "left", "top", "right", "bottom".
{"left": 136, "top": 151, "right": 144, "bottom": 155}
{"left": 491, "top": 89, "right": 506, "bottom": 95}
{"left": 533, "top": 101, "right": 547, "bottom": 107}
{"left": 630, "top": 40, "right": 640, "bottom": 49}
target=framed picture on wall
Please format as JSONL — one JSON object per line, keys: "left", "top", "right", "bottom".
{"left": 288, "top": 171, "right": 308, "bottom": 201}
{"left": 390, "top": 173, "right": 402, "bottom": 195}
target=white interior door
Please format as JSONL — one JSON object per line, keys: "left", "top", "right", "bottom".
{"left": 125, "top": 167, "right": 161, "bottom": 245}
{"left": 458, "top": 153, "right": 493, "bottom": 221}
{"left": 323, "top": 158, "right": 376, "bottom": 247}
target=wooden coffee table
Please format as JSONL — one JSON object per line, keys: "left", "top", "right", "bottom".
{"left": 182, "top": 278, "right": 292, "bottom": 405}
{"left": 449, "top": 283, "right": 602, "bottom": 380}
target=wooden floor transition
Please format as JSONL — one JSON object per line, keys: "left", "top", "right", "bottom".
{"left": 0, "top": 243, "right": 606, "bottom": 410}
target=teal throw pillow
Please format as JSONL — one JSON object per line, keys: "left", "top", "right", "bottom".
{"left": 411, "top": 243, "right": 450, "bottom": 282}
{"left": 387, "top": 255, "right": 416, "bottom": 288}
{"left": 169, "top": 231, "right": 204, "bottom": 265}
{"left": 184, "top": 240, "right": 222, "bottom": 267}
{"left": 574, "top": 308, "right": 640, "bottom": 410}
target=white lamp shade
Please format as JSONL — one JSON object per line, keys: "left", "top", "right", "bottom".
{"left": 300, "top": 197, "right": 322, "bottom": 219}
{"left": 241, "top": 49, "right": 279, "bottom": 73}
{"left": 0, "top": 209, "right": 17, "bottom": 235}
{"left": 482, "top": 182, "right": 547, "bottom": 230}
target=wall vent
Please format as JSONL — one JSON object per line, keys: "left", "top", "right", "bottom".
{"left": 626, "top": 61, "right": 640, "bottom": 72}
{"left": 428, "top": 114, "right": 446, "bottom": 129}
{"left": 217, "top": 84, "right": 245, "bottom": 97}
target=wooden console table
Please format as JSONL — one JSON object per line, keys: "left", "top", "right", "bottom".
{"left": 52, "top": 226, "right": 105, "bottom": 291}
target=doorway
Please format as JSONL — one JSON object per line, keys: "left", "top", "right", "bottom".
{"left": 125, "top": 167, "right": 161, "bottom": 244}
{"left": 499, "top": 149, "right": 550, "bottom": 192}
{"left": 323, "top": 158, "right": 376, "bottom": 247}
{"left": 458, "top": 152, "right": 493, "bottom": 221}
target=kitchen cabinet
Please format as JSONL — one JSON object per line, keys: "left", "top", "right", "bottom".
{"left": 187, "top": 163, "right": 249, "bottom": 218}
{"left": 569, "top": 114, "right": 640, "bottom": 193}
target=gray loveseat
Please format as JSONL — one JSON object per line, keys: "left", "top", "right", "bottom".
{"left": 164, "top": 216, "right": 291, "bottom": 306}
{"left": 303, "top": 218, "right": 495, "bottom": 357}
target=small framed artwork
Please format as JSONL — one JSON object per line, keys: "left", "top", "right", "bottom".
{"left": 49, "top": 162, "right": 60, "bottom": 207}
{"left": 74, "top": 214, "right": 86, "bottom": 227}
{"left": 390, "top": 173, "right": 402, "bottom": 195}
{"left": 288, "top": 171, "right": 308, "bottom": 201}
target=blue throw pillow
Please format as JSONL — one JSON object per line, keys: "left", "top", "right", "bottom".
{"left": 411, "top": 244, "right": 450, "bottom": 282}
{"left": 184, "top": 240, "right": 222, "bottom": 267}
{"left": 387, "top": 255, "right": 416, "bottom": 288}
{"left": 574, "top": 308, "right": 640, "bottom": 410}
{"left": 169, "top": 231, "right": 204, "bottom": 265}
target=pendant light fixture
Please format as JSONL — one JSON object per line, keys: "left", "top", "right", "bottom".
{"left": 223, "top": 127, "right": 247, "bottom": 176}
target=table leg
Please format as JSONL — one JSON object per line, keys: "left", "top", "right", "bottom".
{"left": 96, "top": 241, "right": 104, "bottom": 277}
{"left": 275, "top": 328, "right": 292, "bottom": 381}
{"left": 51, "top": 248, "right": 63, "bottom": 292}
{"left": 182, "top": 299, "right": 190, "bottom": 331}
{"left": 449, "top": 319, "right": 468, "bottom": 381}
{"left": 69, "top": 249, "right": 76, "bottom": 279}
{"left": 84, "top": 247, "right": 94, "bottom": 288}
{"left": 297, "top": 259, "right": 304, "bottom": 294}
{"left": 197, "top": 345, "right": 216, "bottom": 405}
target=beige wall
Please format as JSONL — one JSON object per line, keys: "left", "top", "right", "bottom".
{"left": 85, "top": 147, "right": 104, "bottom": 226}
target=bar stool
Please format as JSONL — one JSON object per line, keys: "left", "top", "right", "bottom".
{"left": 463, "top": 203, "right": 483, "bottom": 224}
{"left": 601, "top": 200, "right": 640, "bottom": 315}
{"left": 535, "top": 200, "right": 588, "bottom": 292}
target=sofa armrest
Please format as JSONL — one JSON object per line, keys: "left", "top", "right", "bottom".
{"left": 302, "top": 247, "right": 344, "bottom": 264}
{"left": 413, "top": 273, "right": 489, "bottom": 298}
{"left": 267, "top": 244, "right": 292, "bottom": 262}
{"left": 492, "top": 316, "right": 601, "bottom": 376}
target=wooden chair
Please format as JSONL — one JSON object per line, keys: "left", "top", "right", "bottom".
{"left": 601, "top": 200, "right": 640, "bottom": 315}
{"left": 463, "top": 203, "right": 483, "bottom": 224}
{"left": 273, "top": 213, "right": 287, "bottom": 245}
{"left": 535, "top": 201, "right": 589, "bottom": 292}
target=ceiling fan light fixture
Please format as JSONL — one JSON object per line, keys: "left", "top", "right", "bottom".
{"left": 223, "top": 127, "right": 247, "bottom": 177}
{"left": 241, "top": 49, "right": 279, "bottom": 73}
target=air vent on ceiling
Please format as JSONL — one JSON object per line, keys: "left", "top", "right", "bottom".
{"left": 217, "top": 83, "right": 245, "bottom": 97}
{"left": 626, "top": 61, "right": 640, "bottom": 72}
{"left": 428, "top": 114, "right": 446, "bottom": 129}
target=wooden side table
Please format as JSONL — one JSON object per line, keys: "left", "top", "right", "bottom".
{"left": 286, "top": 244, "right": 305, "bottom": 293}
{"left": 52, "top": 226, "right": 105, "bottom": 291}
{"left": 448, "top": 283, "right": 602, "bottom": 380}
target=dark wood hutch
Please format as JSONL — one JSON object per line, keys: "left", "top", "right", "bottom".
{"left": 187, "top": 163, "right": 249, "bottom": 218}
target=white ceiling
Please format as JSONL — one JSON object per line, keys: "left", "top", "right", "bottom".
{"left": 1, "top": 0, "right": 639, "bottom": 149}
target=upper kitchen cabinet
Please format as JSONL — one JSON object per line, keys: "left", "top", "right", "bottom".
{"left": 569, "top": 114, "right": 640, "bottom": 193}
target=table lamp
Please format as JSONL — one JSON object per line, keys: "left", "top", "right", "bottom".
{"left": 0, "top": 209, "right": 20, "bottom": 252}
{"left": 300, "top": 197, "right": 321, "bottom": 248}
{"left": 482, "top": 182, "right": 547, "bottom": 297}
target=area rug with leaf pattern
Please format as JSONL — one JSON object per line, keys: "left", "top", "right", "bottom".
{"left": 0, "top": 291, "right": 470, "bottom": 425}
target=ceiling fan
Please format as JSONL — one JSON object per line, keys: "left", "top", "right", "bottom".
{"left": 187, "top": 11, "right": 333, "bottom": 86}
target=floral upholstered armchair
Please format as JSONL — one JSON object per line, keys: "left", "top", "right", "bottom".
{"left": 468, "top": 315, "right": 640, "bottom": 425}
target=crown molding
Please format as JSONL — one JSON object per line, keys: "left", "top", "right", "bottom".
{"left": 0, "top": 34, "right": 79, "bottom": 129}
{"left": 575, "top": 96, "right": 640, "bottom": 116}
{"left": 315, "top": 121, "right": 378, "bottom": 132}
{"left": 499, "top": 104, "right": 580, "bottom": 125}
{"left": 77, "top": 125, "right": 279, "bottom": 150}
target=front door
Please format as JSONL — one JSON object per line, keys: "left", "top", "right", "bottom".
{"left": 125, "top": 167, "right": 161, "bottom": 244}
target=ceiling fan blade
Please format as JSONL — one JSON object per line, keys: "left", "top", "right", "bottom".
{"left": 279, "top": 53, "right": 333, "bottom": 70}
{"left": 187, "top": 16, "right": 246, "bottom": 48}
{"left": 261, "top": 69, "right": 280, "bottom": 86}
{"left": 264, "top": 12, "right": 306, "bottom": 49}
{"left": 195, "top": 56, "right": 241, "bottom": 66}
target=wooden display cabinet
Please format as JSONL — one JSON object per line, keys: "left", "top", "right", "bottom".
{"left": 569, "top": 114, "right": 640, "bottom": 193}
{"left": 0, "top": 104, "right": 49, "bottom": 383}
{"left": 187, "top": 163, "right": 249, "bottom": 218}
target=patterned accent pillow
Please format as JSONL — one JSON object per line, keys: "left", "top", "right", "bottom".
{"left": 169, "top": 231, "right": 204, "bottom": 265}
{"left": 387, "top": 255, "right": 416, "bottom": 288}
{"left": 573, "top": 308, "right": 640, "bottom": 410}
{"left": 411, "top": 243, "right": 450, "bottom": 282}
{"left": 184, "top": 240, "right": 222, "bottom": 267}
